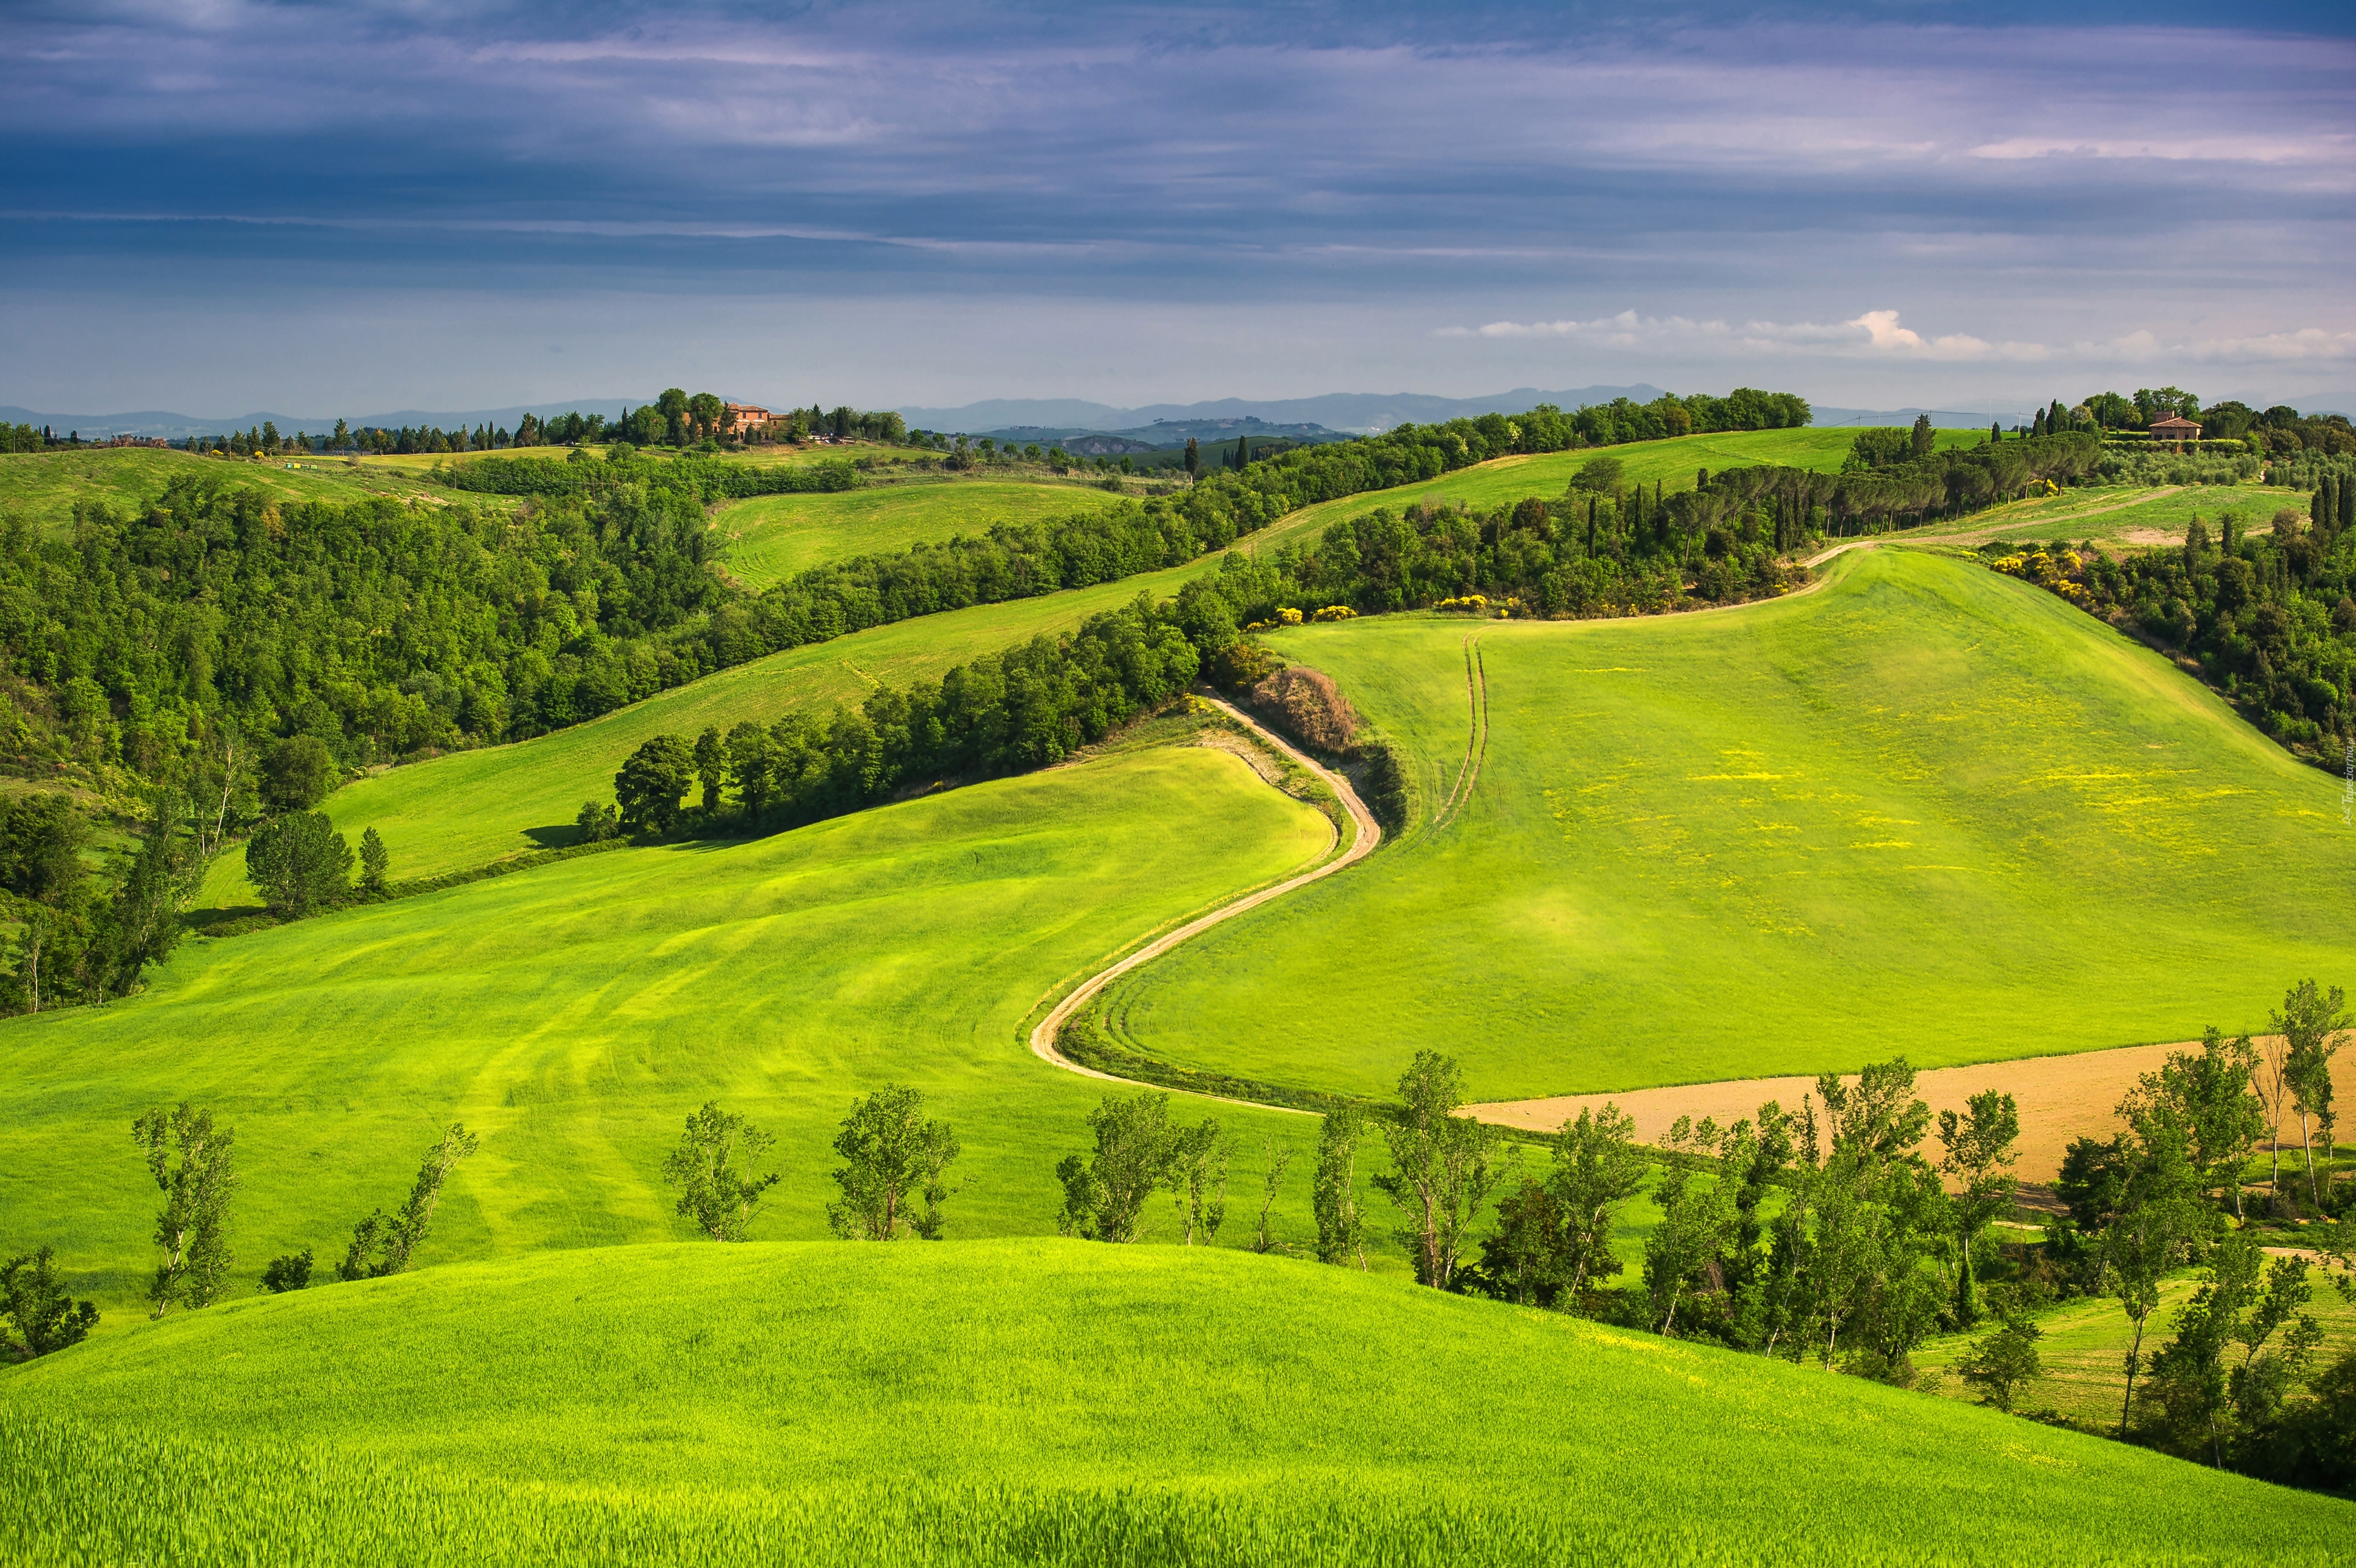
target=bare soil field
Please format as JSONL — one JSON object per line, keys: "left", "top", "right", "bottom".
{"left": 1470, "top": 1039, "right": 2356, "bottom": 1189}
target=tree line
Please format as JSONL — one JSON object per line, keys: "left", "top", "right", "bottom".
{"left": 1989, "top": 477, "right": 2355, "bottom": 753}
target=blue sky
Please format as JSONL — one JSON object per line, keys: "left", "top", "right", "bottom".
{"left": 3, "top": 1, "right": 2350, "bottom": 416}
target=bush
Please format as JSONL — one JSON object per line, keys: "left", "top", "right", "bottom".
{"left": 1248, "top": 667, "right": 1360, "bottom": 755}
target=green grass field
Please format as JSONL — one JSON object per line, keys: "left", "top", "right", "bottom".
{"left": 1912, "top": 482, "right": 2309, "bottom": 550}
{"left": 1915, "top": 1263, "right": 2356, "bottom": 1431}
{"left": 190, "top": 555, "right": 1230, "bottom": 900}
{"left": 714, "top": 476, "right": 1116, "bottom": 588}
{"left": 5, "top": 1240, "right": 2343, "bottom": 1566}
{"left": 10, "top": 745, "right": 1335, "bottom": 1316}
{"left": 1249, "top": 426, "right": 1986, "bottom": 552}
{"left": 0, "top": 448, "right": 504, "bottom": 531}
{"left": 1103, "top": 547, "right": 2356, "bottom": 1102}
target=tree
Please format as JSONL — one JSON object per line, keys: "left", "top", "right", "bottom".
{"left": 1249, "top": 1135, "right": 1292, "bottom": 1254}
{"left": 726, "top": 721, "right": 774, "bottom": 822}
{"left": 1166, "top": 1116, "right": 1228, "bottom": 1245}
{"left": 662, "top": 1102, "right": 780, "bottom": 1241}
{"left": 687, "top": 392, "right": 725, "bottom": 443}
{"left": 260, "top": 734, "right": 335, "bottom": 813}
{"left": 1311, "top": 1104, "right": 1369, "bottom": 1267}
{"left": 95, "top": 794, "right": 188, "bottom": 999}
{"left": 1232, "top": 436, "right": 1249, "bottom": 472}
{"left": 693, "top": 725, "right": 725, "bottom": 814}
{"left": 2122, "top": 1029, "right": 2266, "bottom": 1221}
{"left": 656, "top": 388, "right": 690, "bottom": 445}
{"left": 827, "top": 1084, "right": 959, "bottom": 1240}
{"left": 1373, "top": 1051, "right": 1505, "bottom": 1289}
{"left": 0, "top": 792, "right": 89, "bottom": 905}
{"left": 576, "top": 799, "right": 619, "bottom": 843}
{"left": 0, "top": 1247, "right": 98, "bottom": 1360}
{"left": 357, "top": 826, "right": 390, "bottom": 898}
{"left": 132, "top": 1102, "right": 237, "bottom": 1317}
{"left": 1937, "top": 1089, "right": 2021, "bottom": 1326}
{"left": 1957, "top": 1314, "right": 2044, "bottom": 1413}
{"left": 1184, "top": 437, "right": 1200, "bottom": 480}
{"left": 261, "top": 1249, "right": 314, "bottom": 1293}
{"left": 2113, "top": 1160, "right": 2206, "bottom": 1437}
{"left": 2142, "top": 1230, "right": 2320, "bottom": 1465}
{"left": 339, "top": 1123, "right": 480, "bottom": 1279}
{"left": 1548, "top": 1103, "right": 1646, "bottom": 1300}
{"left": 1055, "top": 1091, "right": 1173, "bottom": 1243}
{"left": 244, "top": 811, "right": 353, "bottom": 917}
{"left": 1644, "top": 1118, "right": 1739, "bottom": 1335}
{"left": 1909, "top": 413, "right": 1934, "bottom": 459}
{"left": 2276, "top": 980, "right": 2350, "bottom": 1211}
{"left": 614, "top": 734, "right": 697, "bottom": 836}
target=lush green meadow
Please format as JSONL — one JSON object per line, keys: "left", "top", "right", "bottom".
{"left": 1250, "top": 425, "right": 1986, "bottom": 552}
{"left": 11, "top": 746, "right": 1335, "bottom": 1315}
{"left": 1912, "top": 481, "right": 2309, "bottom": 549}
{"left": 6, "top": 1240, "right": 2343, "bottom": 1566}
{"left": 0, "top": 447, "right": 494, "bottom": 531}
{"left": 1106, "top": 548, "right": 2356, "bottom": 1101}
{"left": 187, "top": 555, "right": 1230, "bottom": 900}
{"left": 714, "top": 476, "right": 1116, "bottom": 588}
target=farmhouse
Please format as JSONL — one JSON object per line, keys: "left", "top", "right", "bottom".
{"left": 2148, "top": 413, "right": 2201, "bottom": 443}
{"left": 724, "top": 402, "right": 772, "bottom": 432}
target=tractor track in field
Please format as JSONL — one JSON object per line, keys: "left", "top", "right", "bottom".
{"left": 1027, "top": 697, "right": 1382, "bottom": 1105}
{"left": 1431, "top": 634, "right": 1490, "bottom": 831}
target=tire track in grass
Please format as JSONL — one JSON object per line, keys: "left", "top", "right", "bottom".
{"left": 1027, "top": 700, "right": 1381, "bottom": 1106}
{"left": 1432, "top": 633, "right": 1488, "bottom": 831}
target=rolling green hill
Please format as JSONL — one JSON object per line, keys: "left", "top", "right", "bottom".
{"left": 714, "top": 476, "right": 1117, "bottom": 588}
{"left": 0, "top": 447, "right": 510, "bottom": 532}
{"left": 5, "top": 1240, "right": 2341, "bottom": 1566}
{"left": 1102, "top": 547, "right": 2356, "bottom": 1101}
{"left": 12, "top": 744, "right": 1334, "bottom": 1313}
{"left": 1248, "top": 425, "right": 1986, "bottom": 553}
{"left": 193, "top": 554, "right": 1231, "bottom": 900}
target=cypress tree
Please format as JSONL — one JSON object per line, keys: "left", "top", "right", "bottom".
{"left": 2031, "top": 408, "right": 2047, "bottom": 438}
{"left": 1586, "top": 497, "right": 1597, "bottom": 553}
{"left": 1990, "top": 421, "right": 2002, "bottom": 444}
{"left": 2339, "top": 473, "right": 2353, "bottom": 536}
{"left": 2316, "top": 482, "right": 2330, "bottom": 535}
{"left": 1234, "top": 436, "right": 1249, "bottom": 472}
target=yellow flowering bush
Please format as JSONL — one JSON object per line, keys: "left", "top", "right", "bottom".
{"left": 1310, "top": 605, "right": 1357, "bottom": 623}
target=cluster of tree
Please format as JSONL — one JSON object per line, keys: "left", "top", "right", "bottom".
{"left": 1, "top": 424, "right": 47, "bottom": 454}
{"left": 1996, "top": 483, "right": 2356, "bottom": 751}
{"left": 0, "top": 471, "right": 728, "bottom": 789}
{"left": 2065, "top": 390, "right": 2355, "bottom": 456}
{"left": 436, "top": 446, "right": 858, "bottom": 500}
{"left": 0, "top": 783, "right": 195, "bottom": 1013}
{"left": 238, "top": 733, "right": 390, "bottom": 918}
{"left": 2042, "top": 983, "right": 2356, "bottom": 1485}
{"left": 657, "top": 1087, "right": 959, "bottom": 1243}
{"left": 610, "top": 594, "right": 1201, "bottom": 838}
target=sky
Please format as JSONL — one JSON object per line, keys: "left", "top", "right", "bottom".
{"left": 3, "top": 0, "right": 2352, "bottom": 419}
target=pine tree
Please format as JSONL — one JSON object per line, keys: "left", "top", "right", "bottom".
{"left": 1910, "top": 413, "right": 1934, "bottom": 459}
{"left": 1990, "top": 421, "right": 2002, "bottom": 444}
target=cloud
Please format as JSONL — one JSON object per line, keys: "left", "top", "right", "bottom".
{"left": 1441, "top": 310, "right": 2048, "bottom": 362}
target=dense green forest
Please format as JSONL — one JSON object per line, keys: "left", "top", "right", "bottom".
{"left": 1994, "top": 472, "right": 2356, "bottom": 751}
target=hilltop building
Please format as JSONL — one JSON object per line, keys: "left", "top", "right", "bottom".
{"left": 724, "top": 403, "right": 772, "bottom": 433}
{"left": 2149, "top": 414, "right": 2201, "bottom": 445}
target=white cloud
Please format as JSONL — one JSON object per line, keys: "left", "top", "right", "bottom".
{"left": 1439, "top": 309, "right": 2046, "bottom": 362}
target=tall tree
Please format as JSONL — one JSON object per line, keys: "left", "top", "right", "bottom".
{"left": 339, "top": 1123, "right": 480, "bottom": 1279}
{"left": 827, "top": 1084, "right": 959, "bottom": 1240}
{"left": 1184, "top": 437, "right": 1200, "bottom": 480}
{"left": 244, "top": 811, "right": 353, "bottom": 917}
{"left": 132, "top": 1102, "right": 237, "bottom": 1317}
{"left": 1249, "top": 1135, "right": 1293, "bottom": 1254}
{"left": 1373, "top": 1051, "right": 1504, "bottom": 1290}
{"left": 614, "top": 734, "right": 697, "bottom": 836}
{"left": 357, "top": 826, "right": 390, "bottom": 899}
{"left": 693, "top": 725, "right": 725, "bottom": 814}
{"left": 1548, "top": 1103, "right": 1646, "bottom": 1300}
{"left": 1311, "top": 1103, "right": 1369, "bottom": 1267}
{"left": 663, "top": 1102, "right": 780, "bottom": 1241}
{"left": 2122, "top": 1029, "right": 2266, "bottom": 1221}
{"left": 1056, "top": 1091, "right": 1173, "bottom": 1244}
{"left": 2276, "top": 981, "right": 2350, "bottom": 1210}
{"left": 1937, "top": 1089, "right": 2021, "bottom": 1326}
{"left": 1165, "top": 1116, "right": 1228, "bottom": 1245}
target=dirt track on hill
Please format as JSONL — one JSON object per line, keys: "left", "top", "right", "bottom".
{"left": 1025, "top": 700, "right": 1381, "bottom": 1104}
{"left": 1470, "top": 1041, "right": 2356, "bottom": 1190}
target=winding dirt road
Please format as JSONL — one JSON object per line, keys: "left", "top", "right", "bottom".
{"left": 1026, "top": 698, "right": 1382, "bottom": 1095}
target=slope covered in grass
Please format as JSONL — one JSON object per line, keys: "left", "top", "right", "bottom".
{"left": 715, "top": 476, "right": 1116, "bottom": 587}
{"left": 194, "top": 555, "right": 1228, "bottom": 896}
{"left": 0, "top": 447, "right": 504, "bottom": 532}
{"left": 1107, "top": 548, "right": 2356, "bottom": 1100}
{"left": 1248, "top": 425, "right": 1985, "bottom": 553}
{"left": 4, "top": 1239, "right": 2342, "bottom": 1567}
{"left": 7, "top": 745, "right": 1333, "bottom": 1313}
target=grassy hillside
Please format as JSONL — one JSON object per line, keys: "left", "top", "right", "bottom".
{"left": 0, "top": 447, "right": 503, "bottom": 531}
{"left": 714, "top": 476, "right": 1116, "bottom": 588}
{"left": 189, "top": 555, "right": 1228, "bottom": 899}
{"left": 4, "top": 1240, "right": 2341, "bottom": 1566}
{"left": 1250, "top": 425, "right": 1985, "bottom": 552}
{"left": 1105, "top": 548, "right": 2356, "bottom": 1101}
{"left": 9, "top": 745, "right": 1334, "bottom": 1313}
{"left": 1913, "top": 481, "right": 2308, "bottom": 549}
